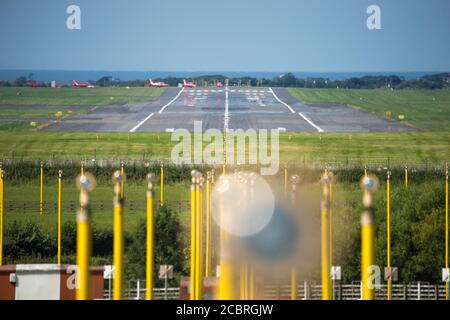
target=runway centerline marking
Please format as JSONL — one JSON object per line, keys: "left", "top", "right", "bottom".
{"left": 129, "top": 88, "right": 184, "bottom": 132}
{"left": 224, "top": 87, "right": 229, "bottom": 132}
{"left": 268, "top": 87, "right": 324, "bottom": 132}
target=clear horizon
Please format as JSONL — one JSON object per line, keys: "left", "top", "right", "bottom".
{"left": 1, "top": 0, "right": 450, "bottom": 72}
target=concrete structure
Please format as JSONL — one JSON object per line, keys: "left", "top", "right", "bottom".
{"left": 0, "top": 264, "right": 104, "bottom": 300}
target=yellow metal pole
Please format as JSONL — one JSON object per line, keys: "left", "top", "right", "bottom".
{"left": 364, "top": 166, "right": 368, "bottom": 177}
{"left": 160, "top": 164, "right": 164, "bottom": 207}
{"left": 218, "top": 184, "right": 236, "bottom": 300}
{"left": 360, "top": 175, "right": 378, "bottom": 300}
{"left": 290, "top": 174, "right": 300, "bottom": 300}
{"left": 386, "top": 172, "right": 392, "bottom": 300}
{"left": 113, "top": 171, "right": 124, "bottom": 300}
{"left": 0, "top": 165, "right": 4, "bottom": 266}
{"left": 329, "top": 176, "right": 334, "bottom": 300}
{"left": 195, "top": 175, "right": 204, "bottom": 300}
{"left": 445, "top": 166, "right": 449, "bottom": 300}
{"left": 81, "top": 163, "right": 84, "bottom": 176}
{"left": 76, "top": 173, "right": 96, "bottom": 300}
{"left": 57, "top": 170, "right": 62, "bottom": 265}
{"left": 146, "top": 173, "right": 156, "bottom": 300}
{"left": 190, "top": 172, "right": 197, "bottom": 300}
{"left": 404, "top": 164, "right": 408, "bottom": 189}
{"left": 321, "top": 173, "right": 331, "bottom": 300}
{"left": 205, "top": 172, "right": 212, "bottom": 278}
{"left": 40, "top": 161, "right": 44, "bottom": 215}
{"left": 120, "top": 162, "right": 125, "bottom": 199}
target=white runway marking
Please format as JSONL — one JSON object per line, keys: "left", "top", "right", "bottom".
{"left": 269, "top": 88, "right": 324, "bottom": 132}
{"left": 159, "top": 88, "right": 185, "bottom": 114}
{"left": 268, "top": 88, "right": 295, "bottom": 113}
{"left": 298, "top": 112, "right": 324, "bottom": 132}
{"left": 129, "top": 113, "right": 154, "bottom": 133}
{"left": 224, "top": 87, "right": 229, "bottom": 132}
{"left": 129, "top": 88, "right": 184, "bottom": 132}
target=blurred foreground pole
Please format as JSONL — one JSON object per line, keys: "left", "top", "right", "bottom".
{"left": 40, "top": 161, "right": 44, "bottom": 215}
{"left": 76, "top": 173, "right": 95, "bottom": 300}
{"left": 386, "top": 171, "right": 392, "bottom": 300}
{"left": 113, "top": 171, "right": 124, "bottom": 300}
{"left": 218, "top": 179, "right": 236, "bottom": 300}
{"left": 57, "top": 170, "right": 62, "bottom": 265}
{"left": 80, "top": 162, "right": 84, "bottom": 176}
{"left": 360, "top": 175, "right": 379, "bottom": 300}
{"left": 160, "top": 164, "right": 164, "bottom": 207}
{"left": 0, "top": 164, "right": 4, "bottom": 266}
{"left": 321, "top": 172, "right": 331, "bottom": 300}
{"left": 195, "top": 174, "right": 204, "bottom": 300}
{"left": 146, "top": 173, "right": 156, "bottom": 300}
{"left": 190, "top": 171, "right": 198, "bottom": 300}
{"left": 446, "top": 166, "right": 449, "bottom": 300}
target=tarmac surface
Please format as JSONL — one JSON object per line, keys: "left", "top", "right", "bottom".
{"left": 43, "top": 87, "right": 414, "bottom": 132}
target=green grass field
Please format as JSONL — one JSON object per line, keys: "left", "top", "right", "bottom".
{"left": 288, "top": 88, "right": 450, "bottom": 131}
{"left": 0, "top": 131, "right": 448, "bottom": 166}
{"left": 0, "top": 87, "right": 165, "bottom": 131}
{"left": 0, "top": 87, "right": 165, "bottom": 106}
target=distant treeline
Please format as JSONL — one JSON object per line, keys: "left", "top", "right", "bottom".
{"left": 1, "top": 72, "right": 449, "bottom": 90}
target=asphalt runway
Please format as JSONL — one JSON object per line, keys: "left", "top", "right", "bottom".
{"left": 43, "top": 87, "right": 414, "bottom": 133}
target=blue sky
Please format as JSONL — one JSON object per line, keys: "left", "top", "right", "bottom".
{"left": 0, "top": 0, "right": 449, "bottom": 72}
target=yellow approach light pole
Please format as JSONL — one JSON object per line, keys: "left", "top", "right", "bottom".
{"left": 40, "top": 161, "right": 44, "bottom": 215}
{"left": 113, "top": 170, "right": 125, "bottom": 300}
{"left": 160, "top": 164, "right": 164, "bottom": 207}
{"left": 360, "top": 175, "right": 379, "bottom": 300}
{"left": 404, "top": 164, "right": 408, "bottom": 189}
{"left": 57, "top": 170, "right": 63, "bottom": 265}
{"left": 386, "top": 171, "right": 392, "bottom": 300}
{"left": 195, "top": 174, "right": 204, "bottom": 300}
{"left": 205, "top": 172, "right": 212, "bottom": 278}
{"left": 146, "top": 173, "right": 156, "bottom": 300}
{"left": 120, "top": 161, "right": 125, "bottom": 199}
{"left": 321, "top": 172, "right": 332, "bottom": 300}
{"left": 190, "top": 170, "right": 199, "bottom": 300}
{"left": 81, "top": 162, "right": 84, "bottom": 176}
{"left": 0, "top": 164, "right": 4, "bottom": 266}
{"left": 290, "top": 174, "right": 300, "bottom": 300}
{"left": 445, "top": 166, "right": 449, "bottom": 300}
{"left": 76, "top": 173, "right": 96, "bottom": 300}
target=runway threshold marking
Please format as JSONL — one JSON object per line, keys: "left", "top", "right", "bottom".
{"left": 129, "top": 88, "right": 185, "bottom": 132}
{"left": 268, "top": 87, "right": 324, "bottom": 133}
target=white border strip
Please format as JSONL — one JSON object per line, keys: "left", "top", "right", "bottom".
{"left": 268, "top": 88, "right": 295, "bottom": 113}
{"left": 269, "top": 87, "right": 324, "bottom": 132}
{"left": 129, "top": 88, "right": 184, "bottom": 133}
{"left": 129, "top": 113, "right": 154, "bottom": 133}
{"left": 159, "top": 87, "right": 185, "bottom": 114}
{"left": 298, "top": 112, "right": 324, "bottom": 133}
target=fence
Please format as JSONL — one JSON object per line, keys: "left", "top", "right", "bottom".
{"left": 115, "top": 282, "right": 448, "bottom": 300}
